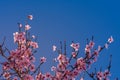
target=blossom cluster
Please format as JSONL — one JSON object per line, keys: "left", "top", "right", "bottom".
{"left": 0, "top": 15, "right": 116, "bottom": 80}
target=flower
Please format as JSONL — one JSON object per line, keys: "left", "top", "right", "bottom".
{"left": 94, "top": 50, "right": 99, "bottom": 56}
{"left": 40, "top": 57, "right": 46, "bottom": 63}
{"left": 13, "top": 77, "right": 18, "bottom": 80}
{"left": 28, "top": 15, "right": 33, "bottom": 20}
{"left": 32, "top": 35, "right": 35, "bottom": 39}
{"left": 25, "top": 24, "right": 31, "bottom": 30}
{"left": 72, "top": 52, "right": 77, "bottom": 58}
{"left": 3, "top": 72, "right": 11, "bottom": 79}
{"left": 80, "top": 77, "right": 84, "bottom": 80}
{"left": 108, "top": 36, "right": 113, "bottom": 43}
{"left": 24, "top": 74, "right": 34, "bottom": 80}
{"left": 30, "top": 64, "right": 35, "bottom": 71}
{"left": 89, "top": 41, "right": 95, "bottom": 48}
{"left": 30, "top": 41, "right": 39, "bottom": 48}
{"left": 51, "top": 66, "right": 56, "bottom": 71}
{"left": 13, "top": 32, "right": 26, "bottom": 43}
{"left": 85, "top": 45, "right": 91, "bottom": 53}
{"left": 98, "top": 46, "right": 102, "bottom": 52}
{"left": 52, "top": 45, "right": 57, "bottom": 51}
{"left": 76, "top": 57, "right": 86, "bottom": 71}
{"left": 70, "top": 43, "right": 80, "bottom": 51}
{"left": 97, "top": 72, "right": 103, "bottom": 80}
{"left": 18, "top": 23, "right": 22, "bottom": 28}
{"left": 45, "top": 72, "right": 51, "bottom": 79}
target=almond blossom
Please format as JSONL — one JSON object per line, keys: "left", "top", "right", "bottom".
{"left": 0, "top": 15, "right": 117, "bottom": 80}
{"left": 70, "top": 43, "right": 80, "bottom": 51}
{"left": 40, "top": 57, "right": 46, "bottom": 63}
{"left": 25, "top": 24, "right": 31, "bottom": 30}
{"left": 28, "top": 15, "right": 33, "bottom": 20}
{"left": 3, "top": 72, "right": 11, "bottom": 79}
{"left": 53, "top": 45, "right": 57, "bottom": 51}
{"left": 108, "top": 36, "right": 114, "bottom": 43}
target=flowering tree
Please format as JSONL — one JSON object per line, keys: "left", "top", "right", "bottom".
{"left": 0, "top": 15, "right": 117, "bottom": 80}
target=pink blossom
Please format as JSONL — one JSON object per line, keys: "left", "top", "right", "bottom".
{"left": 2, "top": 62, "right": 10, "bottom": 71}
{"left": 89, "top": 41, "right": 95, "bottom": 48}
{"left": 28, "top": 15, "right": 33, "bottom": 20}
{"left": 13, "top": 32, "right": 26, "bottom": 43}
{"left": 52, "top": 45, "right": 57, "bottom": 51}
{"left": 24, "top": 74, "right": 34, "bottom": 80}
{"left": 51, "top": 66, "right": 56, "bottom": 71}
{"left": 40, "top": 57, "right": 46, "bottom": 63}
{"left": 85, "top": 45, "right": 91, "bottom": 53}
{"left": 30, "top": 41, "right": 39, "bottom": 48}
{"left": 94, "top": 50, "right": 99, "bottom": 56}
{"left": 30, "top": 56, "right": 36, "bottom": 62}
{"left": 30, "top": 64, "right": 35, "bottom": 71}
{"left": 45, "top": 72, "right": 51, "bottom": 79}
{"left": 0, "top": 15, "right": 115, "bottom": 80}
{"left": 76, "top": 57, "right": 86, "bottom": 71}
{"left": 25, "top": 24, "right": 31, "bottom": 30}
{"left": 32, "top": 35, "right": 35, "bottom": 39}
{"left": 3, "top": 72, "right": 11, "bottom": 79}
{"left": 70, "top": 43, "right": 80, "bottom": 51}
{"left": 57, "top": 54, "right": 68, "bottom": 64}
{"left": 19, "top": 23, "right": 22, "bottom": 28}
{"left": 72, "top": 52, "right": 77, "bottom": 58}
{"left": 108, "top": 36, "right": 114, "bottom": 43}
{"left": 97, "top": 72, "right": 103, "bottom": 80}
{"left": 80, "top": 77, "right": 84, "bottom": 80}
{"left": 35, "top": 73, "right": 45, "bottom": 80}
{"left": 98, "top": 46, "right": 102, "bottom": 51}
{"left": 21, "top": 44, "right": 26, "bottom": 50}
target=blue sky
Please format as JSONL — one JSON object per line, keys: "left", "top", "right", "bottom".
{"left": 0, "top": 0, "right": 119, "bottom": 79}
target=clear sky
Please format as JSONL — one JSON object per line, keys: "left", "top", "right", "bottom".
{"left": 0, "top": 0, "right": 119, "bottom": 79}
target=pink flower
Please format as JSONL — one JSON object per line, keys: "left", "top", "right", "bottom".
{"left": 94, "top": 50, "right": 99, "bottom": 56}
{"left": 3, "top": 72, "right": 11, "bottom": 79}
{"left": 35, "top": 73, "right": 45, "bottom": 80}
{"left": 28, "top": 15, "right": 33, "bottom": 20}
{"left": 30, "top": 41, "right": 39, "bottom": 48}
{"left": 89, "top": 41, "right": 95, "bottom": 48}
{"left": 45, "top": 72, "right": 51, "bottom": 79}
{"left": 108, "top": 36, "right": 113, "bottom": 43}
{"left": 32, "top": 35, "right": 35, "bottom": 39}
{"left": 13, "top": 32, "right": 26, "bottom": 43}
{"left": 2, "top": 62, "right": 10, "bottom": 71}
{"left": 76, "top": 57, "right": 86, "bottom": 71}
{"left": 30, "top": 64, "right": 35, "bottom": 71}
{"left": 70, "top": 43, "right": 80, "bottom": 51}
{"left": 21, "top": 44, "right": 26, "bottom": 50}
{"left": 103, "top": 70, "right": 110, "bottom": 79}
{"left": 30, "top": 56, "right": 36, "bottom": 62}
{"left": 97, "top": 72, "right": 103, "bottom": 80}
{"left": 19, "top": 23, "right": 22, "bottom": 28}
{"left": 24, "top": 74, "right": 34, "bottom": 80}
{"left": 25, "top": 24, "right": 31, "bottom": 30}
{"left": 85, "top": 45, "right": 91, "bottom": 53}
{"left": 57, "top": 54, "right": 66, "bottom": 62}
{"left": 51, "top": 66, "right": 56, "bottom": 71}
{"left": 52, "top": 45, "right": 57, "bottom": 51}
{"left": 80, "top": 77, "right": 84, "bottom": 80}
{"left": 72, "top": 52, "right": 77, "bottom": 58}
{"left": 40, "top": 57, "right": 46, "bottom": 63}
{"left": 98, "top": 46, "right": 102, "bottom": 52}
